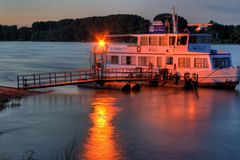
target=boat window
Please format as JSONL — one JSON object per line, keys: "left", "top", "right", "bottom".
{"left": 159, "top": 37, "right": 166, "bottom": 46}
{"left": 121, "top": 56, "right": 136, "bottom": 65}
{"left": 149, "top": 36, "right": 158, "bottom": 46}
{"left": 126, "top": 57, "right": 131, "bottom": 65}
{"left": 189, "top": 36, "right": 197, "bottom": 43}
{"left": 138, "top": 57, "right": 149, "bottom": 66}
{"left": 140, "top": 36, "right": 148, "bottom": 46}
{"left": 169, "top": 36, "right": 176, "bottom": 46}
{"left": 177, "top": 36, "right": 188, "bottom": 45}
{"left": 157, "top": 57, "right": 162, "bottom": 67}
{"left": 166, "top": 57, "right": 173, "bottom": 65}
{"left": 178, "top": 58, "right": 191, "bottom": 68}
{"left": 194, "top": 58, "right": 209, "bottom": 68}
{"left": 108, "top": 56, "right": 119, "bottom": 64}
{"left": 212, "top": 58, "right": 230, "bottom": 68}
{"left": 189, "top": 36, "right": 211, "bottom": 44}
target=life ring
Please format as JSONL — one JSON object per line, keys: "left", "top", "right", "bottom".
{"left": 137, "top": 46, "right": 141, "bottom": 53}
{"left": 184, "top": 72, "right": 190, "bottom": 81}
{"left": 192, "top": 73, "right": 198, "bottom": 81}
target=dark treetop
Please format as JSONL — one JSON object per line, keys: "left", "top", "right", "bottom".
{"left": 0, "top": 14, "right": 239, "bottom": 44}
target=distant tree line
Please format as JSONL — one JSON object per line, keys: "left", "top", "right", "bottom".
{"left": 154, "top": 13, "right": 188, "bottom": 33}
{"left": 0, "top": 15, "right": 150, "bottom": 42}
{"left": 208, "top": 21, "right": 240, "bottom": 44}
{"left": 0, "top": 14, "right": 239, "bottom": 44}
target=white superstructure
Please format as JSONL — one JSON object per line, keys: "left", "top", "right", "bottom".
{"left": 92, "top": 10, "right": 240, "bottom": 88}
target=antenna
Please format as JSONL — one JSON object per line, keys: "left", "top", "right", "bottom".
{"left": 188, "top": 23, "right": 213, "bottom": 32}
{"left": 172, "top": 7, "right": 178, "bottom": 33}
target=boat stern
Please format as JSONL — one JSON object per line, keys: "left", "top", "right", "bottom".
{"left": 198, "top": 67, "right": 240, "bottom": 89}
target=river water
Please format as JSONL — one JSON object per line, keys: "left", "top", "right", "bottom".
{"left": 0, "top": 42, "right": 240, "bottom": 160}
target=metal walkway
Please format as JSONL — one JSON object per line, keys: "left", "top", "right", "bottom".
{"left": 17, "top": 68, "right": 162, "bottom": 89}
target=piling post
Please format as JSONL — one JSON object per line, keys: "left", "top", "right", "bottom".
{"left": 33, "top": 75, "right": 36, "bottom": 86}
{"left": 93, "top": 47, "right": 96, "bottom": 79}
{"left": 70, "top": 72, "right": 72, "bottom": 82}
{"left": 38, "top": 75, "right": 41, "bottom": 86}
{"left": 22, "top": 77, "right": 24, "bottom": 87}
{"left": 64, "top": 72, "right": 67, "bottom": 83}
{"left": 17, "top": 76, "right": 20, "bottom": 88}
{"left": 54, "top": 73, "right": 57, "bottom": 84}
{"left": 49, "top": 73, "right": 51, "bottom": 84}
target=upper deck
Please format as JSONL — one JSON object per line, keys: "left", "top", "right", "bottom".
{"left": 107, "top": 33, "right": 212, "bottom": 55}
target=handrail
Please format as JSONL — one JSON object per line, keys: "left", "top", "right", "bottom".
{"left": 17, "top": 68, "right": 198, "bottom": 89}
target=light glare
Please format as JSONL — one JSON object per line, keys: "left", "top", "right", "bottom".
{"left": 99, "top": 40, "right": 106, "bottom": 47}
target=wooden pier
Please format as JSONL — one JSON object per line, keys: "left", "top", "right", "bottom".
{"left": 17, "top": 68, "right": 198, "bottom": 89}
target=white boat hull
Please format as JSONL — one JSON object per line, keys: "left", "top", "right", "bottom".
{"left": 197, "top": 68, "right": 240, "bottom": 88}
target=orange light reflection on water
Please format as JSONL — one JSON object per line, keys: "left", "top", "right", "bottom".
{"left": 138, "top": 92, "right": 211, "bottom": 129}
{"left": 81, "top": 97, "right": 122, "bottom": 160}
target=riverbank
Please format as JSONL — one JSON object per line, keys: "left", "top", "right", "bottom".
{"left": 0, "top": 86, "right": 39, "bottom": 110}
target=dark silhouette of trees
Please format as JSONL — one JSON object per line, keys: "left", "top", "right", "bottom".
{"left": 207, "top": 21, "right": 236, "bottom": 43}
{"left": 22, "top": 15, "right": 150, "bottom": 42}
{"left": 18, "top": 27, "right": 31, "bottom": 41}
{"left": 154, "top": 13, "right": 188, "bottom": 33}
{"left": 0, "top": 14, "right": 239, "bottom": 44}
{"left": 0, "top": 25, "right": 18, "bottom": 40}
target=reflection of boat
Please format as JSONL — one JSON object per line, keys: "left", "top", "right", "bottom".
{"left": 79, "top": 82, "right": 141, "bottom": 91}
{"left": 92, "top": 9, "right": 240, "bottom": 89}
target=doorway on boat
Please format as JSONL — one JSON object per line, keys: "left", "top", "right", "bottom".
{"left": 168, "top": 36, "right": 176, "bottom": 53}
{"left": 166, "top": 56, "right": 174, "bottom": 73}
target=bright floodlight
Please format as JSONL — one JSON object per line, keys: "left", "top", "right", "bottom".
{"left": 99, "top": 40, "right": 106, "bottom": 47}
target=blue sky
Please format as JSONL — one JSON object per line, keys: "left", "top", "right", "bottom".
{"left": 0, "top": 0, "right": 239, "bottom": 26}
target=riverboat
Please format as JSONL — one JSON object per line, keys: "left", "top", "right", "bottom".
{"left": 92, "top": 9, "right": 240, "bottom": 89}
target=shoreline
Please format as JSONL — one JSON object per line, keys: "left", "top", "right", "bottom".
{"left": 0, "top": 86, "right": 40, "bottom": 110}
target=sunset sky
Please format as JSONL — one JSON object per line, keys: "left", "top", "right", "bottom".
{"left": 0, "top": 0, "right": 239, "bottom": 27}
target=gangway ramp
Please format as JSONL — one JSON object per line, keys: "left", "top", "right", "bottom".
{"left": 17, "top": 69, "right": 96, "bottom": 89}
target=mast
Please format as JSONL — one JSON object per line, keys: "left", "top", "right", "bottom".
{"left": 172, "top": 7, "right": 178, "bottom": 33}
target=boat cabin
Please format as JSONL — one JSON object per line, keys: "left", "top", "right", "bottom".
{"left": 136, "top": 33, "right": 211, "bottom": 53}
{"left": 103, "top": 33, "right": 232, "bottom": 73}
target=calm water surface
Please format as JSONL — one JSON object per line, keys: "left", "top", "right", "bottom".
{"left": 0, "top": 42, "right": 240, "bottom": 160}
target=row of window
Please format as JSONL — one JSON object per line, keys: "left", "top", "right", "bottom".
{"left": 212, "top": 58, "right": 230, "bottom": 68}
{"left": 139, "top": 35, "right": 211, "bottom": 46}
{"left": 189, "top": 36, "right": 211, "bottom": 44}
{"left": 108, "top": 56, "right": 211, "bottom": 69}
{"left": 178, "top": 58, "right": 209, "bottom": 68}
{"left": 140, "top": 36, "right": 188, "bottom": 46}
{"left": 177, "top": 58, "right": 230, "bottom": 68}
{"left": 108, "top": 56, "right": 161, "bottom": 66}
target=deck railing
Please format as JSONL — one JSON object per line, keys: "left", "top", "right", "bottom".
{"left": 17, "top": 67, "right": 198, "bottom": 89}
{"left": 17, "top": 69, "right": 95, "bottom": 89}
